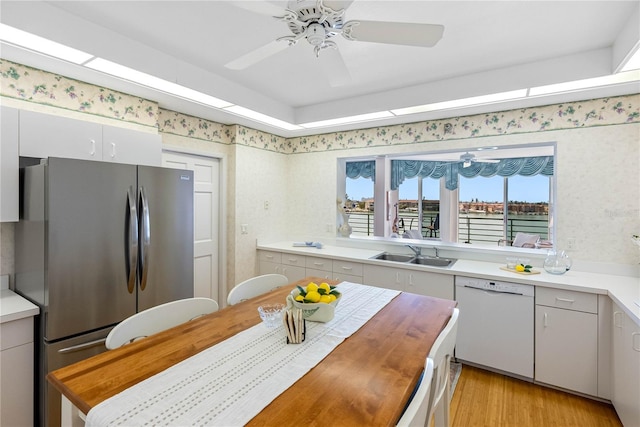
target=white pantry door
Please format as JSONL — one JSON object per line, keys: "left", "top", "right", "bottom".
{"left": 163, "top": 152, "right": 221, "bottom": 302}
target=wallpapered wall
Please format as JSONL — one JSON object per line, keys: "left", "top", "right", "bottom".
{"left": 1, "top": 58, "right": 639, "bottom": 285}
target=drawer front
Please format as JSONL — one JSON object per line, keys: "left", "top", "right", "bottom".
{"left": 282, "top": 253, "right": 306, "bottom": 267}
{"left": 305, "top": 256, "right": 333, "bottom": 272}
{"left": 333, "top": 260, "right": 363, "bottom": 276}
{"left": 333, "top": 273, "right": 363, "bottom": 284}
{"left": 258, "top": 250, "right": 281, "bottom": 264}
{"left": 536, "top": 287, "right": 597, "bottom": 313}
{"left": 305, "top": 268, "right": 333, "bottom": 280}
{"left": 0, "top": 317, "right": 34, "bottom": 351}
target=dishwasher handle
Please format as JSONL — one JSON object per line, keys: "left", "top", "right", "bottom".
{"left": 463, "top": 285, "right": 524, "bottom": 296}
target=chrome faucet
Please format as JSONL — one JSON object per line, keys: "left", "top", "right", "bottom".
{"left": 405, "top": 244, "right": 422, "bottom": 256}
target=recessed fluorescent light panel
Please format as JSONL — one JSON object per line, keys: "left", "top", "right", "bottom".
{"left": 391, "top": 89, "right": 528, "bottom": 116}
{"left": 0, "top": 23, "right": 93, "bottom": 64}
{"left": 300, "top": 111, "right": 394, "bottom": 128}
{"left": 85, "top": 57, "right": 233, "bottom": 109}
{"left": 529, "top": 70, "right": 640, "bottom": 96}
{"left": 223, "top": 105, "right": 301, "bottom": 130}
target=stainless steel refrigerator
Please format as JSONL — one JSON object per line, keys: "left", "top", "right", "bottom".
{"left": 14, "top": 157, "right": 194, "bottom": 427}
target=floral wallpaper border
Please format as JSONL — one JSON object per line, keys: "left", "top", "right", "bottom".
{"left": 1, "top": 59, "right": 158, "bottom": 127}
{"left": 2, "top": 58, "right": 638, "bottom": 155}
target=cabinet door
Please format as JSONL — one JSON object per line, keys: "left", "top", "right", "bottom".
{"left": 1, "top": 106, "right": 19, "bottom": 221}
{"left": 535, "top": 305, "right": 597, "bottom": 395}
{"left": 259, "top": 261, "right": 282, "bottom": 276}
{"left": 362, "top": 264, "right": 404, "bottom": 291}
{"left": 281, "top": 265, "right": 306, "bottom": 283}
{"left": 405, "top": 270, "right": 453, "bottom": 299}
{"left": 19, "top": 110, "right": 102, "bottom": 160}
{"left": 103, "top": 125, "right": 161, "bottom": 166}
{"left": 1, "top": 343, "right": 33, "bottom": 426}
{"left": 305, "top": 268, "right": 332, "bottom": 280}
{"left": 612, "top": 306, "right": 640, "bottom": 427}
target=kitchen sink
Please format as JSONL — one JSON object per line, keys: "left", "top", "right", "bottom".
{"left": 370, "top": 252, "right": 456, "bottom": 268}
{"left": 372, "top": 253, "right": 415, "bottom": 262}
{"left": 409, "top": 256, "right": 456, "bottom": 268}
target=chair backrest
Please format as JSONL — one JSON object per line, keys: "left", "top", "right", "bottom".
{"left": 105, "top": 297, "right": 219, "bottom": 349}
{"left": 427, "top": 307, "right": 460, "bottom": 427}
{"left": 432, "top": 213, "right": 440, "bottom": 231}
{"left": 512, "top": 232, "right": 540, "bottom": 248}
{"left": 403, "top": 229, "right": 423, "bottom": 240}
{"left": 227, "top": 274, "right": 289, "bottom": 305}
{"left": 396, "top": 358, "right": 435, "bottom": 427}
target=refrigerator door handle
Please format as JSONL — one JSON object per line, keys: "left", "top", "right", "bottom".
{"left": 126, "top": 187, "right": 139, "bottom": 294}
{"left": 58, "top": 338, "right": 107, "bottom": 354}
{"left": 139, "top": 186, "right": 151, "bottom": 291}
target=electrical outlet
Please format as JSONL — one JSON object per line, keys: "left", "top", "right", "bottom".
{"left": 241, "top": 224, "right": 248, "bottom": 234}
{"left": 567, "top": 237, "right": 576, "bottom": 250}
{"left": 264, "top": 201, "right": 269, "bottom": 210}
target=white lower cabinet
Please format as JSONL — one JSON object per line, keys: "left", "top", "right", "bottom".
{"left": 611, "top": 302, "right": 640, "bottom": 427}
{"left": 1, "top": 316, "right": 34, "bottom": 426}
{"left": 362, "top": 264, "right": 453, "bottom": 299}
{"left": 535, "top": 288, "right": 598, "bottom": 396}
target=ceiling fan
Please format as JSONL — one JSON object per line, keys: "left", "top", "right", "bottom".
{"left": 225, "top": 0, "right": 444, "bottom": 86}
{"left": 447, "top": 152, "right": 501, "bottom": 168}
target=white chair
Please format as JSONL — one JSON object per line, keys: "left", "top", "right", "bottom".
{"left": 396, "top": 358, "right": 435, "bottom": 427}
{"left": 105, "top": 297, "right": 219, "bottom": 349}
{"left": 498, "top": 232, "right": 540, "bottom": 248}
{"left": 427, "top": 307, "right": 460, "bottom": 427}
{"left": 227, "top": 274, "right": 289, "bottom": 305}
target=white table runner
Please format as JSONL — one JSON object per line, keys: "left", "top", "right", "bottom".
{"left": 86, "top": 282, "right": 400, "bottom": 427}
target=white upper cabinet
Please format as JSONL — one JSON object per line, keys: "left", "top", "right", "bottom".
{"left": 102, "top": 125, "right": 161, "bottom": 166}
{"left": 1, "top": 107, "right": 19, "bottom": 221}
{"left": 19, "top": 110, "right": 103, "bottom": 160}
{"left": 18, "top": 110, "right": 161, "bottom": 166}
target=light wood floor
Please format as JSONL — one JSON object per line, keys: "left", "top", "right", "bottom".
{"left": 449, "top": 364, "right": 622, "bottom": 427}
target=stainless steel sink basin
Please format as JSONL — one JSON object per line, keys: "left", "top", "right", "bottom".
{"left": 370, "top": 252, "right": 456, "bottom": 268}
{"left": 409, "top": 256, "right": 456, "bottom": 268}
{"left": 372, "top": 253, "right": 415, "bottom": 262}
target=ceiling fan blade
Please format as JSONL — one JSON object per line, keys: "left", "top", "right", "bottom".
{"left": 323, "top": 0, "right": 355, "bottom": 11}
{"left": 228, "top": 0, "right": 286, "bottom": 17}
{"left": 225, "top": 40, "right": 289, "bottom": 70}
{"left": 320, "top": 47, "right": 352, "bottom": 87}
{"left": 343, "top": 20, "right": 444, "bottom": 47}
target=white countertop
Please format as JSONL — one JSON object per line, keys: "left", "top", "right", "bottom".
{"left": 0, "top": 276, "right": 39, "bottom": 324}
{"left": 258, "top": 241, "right": 640, "bottom": 326}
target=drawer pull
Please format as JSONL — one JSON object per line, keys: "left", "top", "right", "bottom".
{"left": 633, "top": 333, "right": 640, "bottom": 352}
{"left": 288, "top": 258, "right": 298, "bottom": 263}
{"left": 543, "top": 312, "right": 548, "bottom": 327}
{"left": 314, "top": 262, "right": 325, "bottom": 266}
{"left": 555, "top": 297, "right": 575, "bottom": 304}
{"left": 341, "top": 266, "right": 353, "bottom": 271}
{"left": 265, "top": 255, "right": 274, "bottom": 259}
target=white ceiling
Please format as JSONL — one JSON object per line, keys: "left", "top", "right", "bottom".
{"left": 1, "top": 0, "right": 639, "bottom": 137}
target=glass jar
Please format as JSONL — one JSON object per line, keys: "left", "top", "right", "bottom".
{"left": 543, "top": 249, "right": 572, "bottom": 275}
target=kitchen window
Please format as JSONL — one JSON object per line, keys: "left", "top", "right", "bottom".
{"left": 340, "top": 143, "right": 555, "bottom": 249}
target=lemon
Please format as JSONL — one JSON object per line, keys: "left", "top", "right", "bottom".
{"left": 305, "top": 290, "right": 321, "bottom": 303}
{"left": 319, "top": 295, "right": 332, "bottom": 304}
{"left": 515, "top": 264, "right": 525, "bottom": 272}
{"left": 306, "top": 282, "right": 319, "bottom": 293}
{"left": 319, "top": 282, "right": 331, "bottom": 293}
{"left": 327, "top": 294, "right": 337, "bottom": 302}
{"left": 295, "top": 294, "right": 304, "bottom": 302}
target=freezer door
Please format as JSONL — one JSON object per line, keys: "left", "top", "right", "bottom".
{"left": 41, "top": 327, "right": 111, "bottom": 427}
{"left": 137, "top": 166, "right": 194, "bottom": 310}
{"left": 46, "top": 158, "right": 137, "bottom": 341}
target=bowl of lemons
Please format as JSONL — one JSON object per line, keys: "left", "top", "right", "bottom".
{"left": 287, "top": 281, "right": 341, "bottom": 323}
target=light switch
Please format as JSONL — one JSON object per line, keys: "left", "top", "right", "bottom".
{"left": 241, "top": 224, "right": 248, "bottom": 234}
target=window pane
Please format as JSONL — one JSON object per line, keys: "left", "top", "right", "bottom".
{"left": 459, "top": 176, "right": 504, "bottom": 244}
{"left": 396, "top": 177, "right": 440, "bottom": 239}
{"left": 345, "top": 177, "right": 374, "bottom": 236}
{"left": 507, "top": 175, "right": 550, "bottom": 242}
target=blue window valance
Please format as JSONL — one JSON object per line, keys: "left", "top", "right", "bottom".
{"left": 346, "top": 161, "right": 376, "bottom": 182}
{"left": 391, "top": 156, "right": 554, "bottom": 190}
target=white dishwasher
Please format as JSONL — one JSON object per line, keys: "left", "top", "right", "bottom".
{"left": 455, "top": 276, "right": 534, "bottom": 379}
